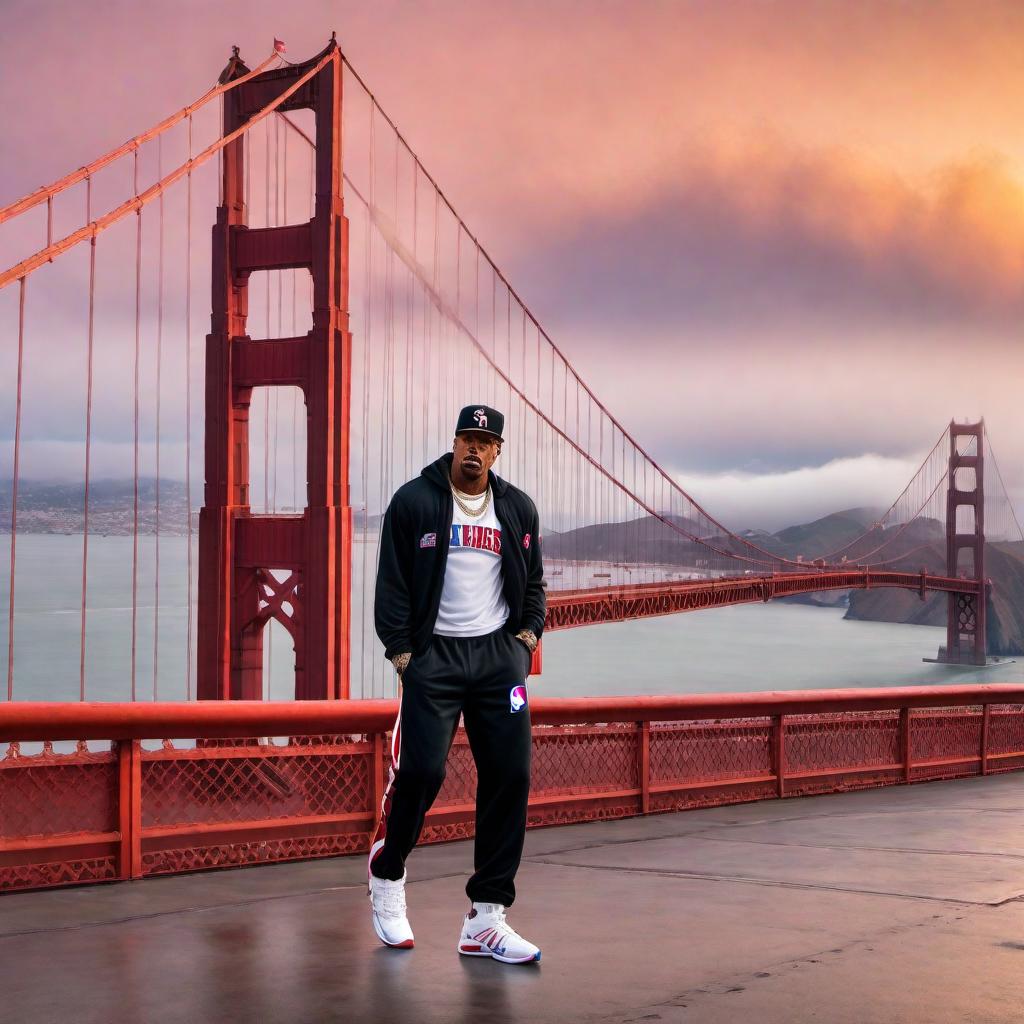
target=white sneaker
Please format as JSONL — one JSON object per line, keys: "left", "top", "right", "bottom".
{"left": 369, "top": 871, "right": 415, "bottom": 949}
{"left": 458, "top": 902, "right": 541, "bottom": 964}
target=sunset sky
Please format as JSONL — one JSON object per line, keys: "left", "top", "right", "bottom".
{"left": 2, "top": 0, "right": 1022, "bottom": 529}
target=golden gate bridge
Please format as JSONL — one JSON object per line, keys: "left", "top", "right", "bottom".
{"left": 1, "top": 40, "right": 1023, "bottom": 896}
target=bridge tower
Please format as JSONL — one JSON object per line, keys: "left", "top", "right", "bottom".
{"left": 198, "top": 41, "right": 352, "bottom": 700}
{"left": 937, "top": 420, "right": 987, "bottom": 666}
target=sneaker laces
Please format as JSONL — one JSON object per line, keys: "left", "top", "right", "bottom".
{"left": 477, "top": 906, "right": 525, "bottom": 946}
{"left": 373, "top": 880, "right": 407, "bottom": 920}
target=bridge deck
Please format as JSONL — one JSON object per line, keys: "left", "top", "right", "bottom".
{"left": 544, "top": 569, "right": 980, "bottom": 629}
{"left": 2, "top": 773, "right": 1022, "bottom": 1023}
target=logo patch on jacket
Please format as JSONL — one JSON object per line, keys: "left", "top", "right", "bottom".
{"left": 509, "top": 685, "right": 528, "bottom": 713}
{"left": 419, "top": 532, "right": 437, "bottom": 549}
{"left": 522, "top": 533, "right": 531, "bottom": 549}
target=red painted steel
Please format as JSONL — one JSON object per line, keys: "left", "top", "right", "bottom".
{"left": 939, "top": 421, "right": 987, "bottom": 665}
{"left": 0, "top": 51, "right": 280, "bottom": 226}
{"left": 234, "top": 223, "right": 314, "bottom": 274}
{"left": 0, "top": 54, "right": 334, "bottom": 293}
{"left": 2, "top": 687, "right": 1023, "bottom": 893}
{"left": 198, "top": 41, "right": 354, "bottom": 702}
{"left": 544, "top": 570, "right": 982, "bottom": 630}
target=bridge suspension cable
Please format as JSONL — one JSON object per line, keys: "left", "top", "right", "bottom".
{"left": 0, "top": 51, "right": 332, "bottom": 291}
{"left": 985, "top": 431, "right": 1024, "bottom": 544}
{"left": 813, "top": 427, "right": 949, "bottom": 563}
{"left": 0, "top": 51, "right": 280, "bottom": 228}
{"left": 293, "top": 65, "right": 810, "bottom": 570}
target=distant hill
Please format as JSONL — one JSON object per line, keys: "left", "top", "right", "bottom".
{"left": 3, "top": 479, "right": 1020, "bottom": 654}
{"left": 770, "top": 507, "right": 881, "bottom": 555}
{"left": 544, "top": 512, "right": 714, "bottom": 564}
{"left": 545, "top": 504, "right": 1024, "bottom": 655}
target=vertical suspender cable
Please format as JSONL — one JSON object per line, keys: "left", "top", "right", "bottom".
{"left": 185, "top": 114, "right": 194, "bottom": 700}
{"left": 264, "top": 119, "right": 271, "bottom": 514}
{"left": 361, "top": 113, "right": 376, "bottom": 697}
{"left": 266, "top": 118, "right": 278, "bottom": 699}
{"left": 477, "top": 268, "right": 485, "bottom": 403}
{"left": 521, "top": 318, "right": 528, "bottom": 502}
{"left": 402, "top": 260, "right": 411, "bottom": 486}
{"left": 154, "top": 135, "right": 165, "bottom": 701}
{"left": 273, "top": 114, "right": 281, "bottom": 498}
{"left": 80, "top": 180, "right": 96, "bottom": 701}
{"left": 390, "top": 135, "right": 399, "bottom": 581}
{"left": 6, "top": 278, "right": 26, "bottom": 700}
{"left": 131, "top": 148, "right": 142, "bottom": 702}
{"left": 420, "top": 273, "right": 428, "bottom": 469}
{"left": 412, "top": 164, "right": 423, "bottom": 475}
{"left": 245, "top": 126, "right": 252, "bottom": 211}
{"left": 455, "top": 227, "right": 462, "bottom": 416}
{"left": 490, "top": 273, "right": 497, "bottom": 401}
{"left": 273, "top": 114, "right": 282, "bottom": 513}
{"left": 286, "top": 122, "right": 297, "bottom": 512}
{"left": 575, "top": 376, "right": 580, "bottom": 572}
{"left": 560, "top": 363, "right": 565, "bottom": 538}
{"left": 535, "top": 327, "right": 541, "bottom": 522}
{"left": 431, "top": 190, "right": 440, "bottom": 458}
{"left": 362, "top": 200, "right": 374, "bottom": 696}
{"left": 505, "top": 289, "right": 511, "bottom": 453}
{"left": 218, "top": 96, "right": 224, "bottom": 205}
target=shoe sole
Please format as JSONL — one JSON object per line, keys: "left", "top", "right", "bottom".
{"left": 373, "top": 911, "right": 414, "bottom": 949}
{"left": 458, "top": 941, "right": 540, "bottom": 964}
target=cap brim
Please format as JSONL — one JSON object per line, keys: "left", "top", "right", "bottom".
{"left": 456, "top": 428, "right": 503, "bottom": 441}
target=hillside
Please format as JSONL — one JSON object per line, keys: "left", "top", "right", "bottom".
{"left": 545, "top": 506, "right": 1024, "bottom": 655}
{"left": 770, "top": 507, "right": 880, "bottom": 555}
{"left": 845, "top": 540, "right": 1024, "bottom": 657}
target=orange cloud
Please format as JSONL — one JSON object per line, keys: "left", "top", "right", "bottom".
{"left": 509, "top": 135, "right": 1024, "bottom": 330}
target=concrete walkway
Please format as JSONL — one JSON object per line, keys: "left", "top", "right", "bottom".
{"left": 3, "top": 774, "right": 1024, "bottom": 1023}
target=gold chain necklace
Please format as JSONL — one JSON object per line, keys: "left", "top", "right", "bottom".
{"left": 450, "top": 476, "right": 491, "bottom": 519}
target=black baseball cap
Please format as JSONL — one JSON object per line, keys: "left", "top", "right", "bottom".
{"left": 455, "top": 404, "right": 504, "bottom": 441}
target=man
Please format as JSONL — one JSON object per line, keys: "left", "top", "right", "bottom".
{"left": 369, "top": 404, "right": 545, "bottom": 965}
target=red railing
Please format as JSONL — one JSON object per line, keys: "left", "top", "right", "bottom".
{"left": 2, "top": 685, "right": 1023, "bottom": 893}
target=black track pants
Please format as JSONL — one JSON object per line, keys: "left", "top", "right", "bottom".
{"left": 370, "top": 627, "right": 533, "bottom": 906}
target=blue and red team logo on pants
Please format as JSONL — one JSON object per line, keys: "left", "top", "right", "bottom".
{"left": 509, "top": 685, "right": 528, "bottom": 713}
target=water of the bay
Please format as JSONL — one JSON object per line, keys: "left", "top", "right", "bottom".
{"left": 1, "top": 534, "right": 1021, "bottom": 703}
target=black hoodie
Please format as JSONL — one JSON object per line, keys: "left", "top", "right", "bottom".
{"left": 374, "top": 452, "right": 546, "bottom": 659}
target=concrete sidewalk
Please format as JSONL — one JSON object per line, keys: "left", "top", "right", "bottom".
{"left": 3, "top": 773, "right": 1024, "bottom": 1023}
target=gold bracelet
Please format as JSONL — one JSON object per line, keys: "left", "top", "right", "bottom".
{"left": 515, "top": 629, "right": 538, "bottom": 653}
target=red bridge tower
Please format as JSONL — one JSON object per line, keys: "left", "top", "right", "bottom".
{"left": 198, "top": 42, "right": 352, "bottom": 700}
{"left": 936, "top": 420, "right": 987, "bottom": 666}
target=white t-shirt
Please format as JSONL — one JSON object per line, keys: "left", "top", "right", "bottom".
{"left": 434, "top": 491, "right": 510, "bottom": 637}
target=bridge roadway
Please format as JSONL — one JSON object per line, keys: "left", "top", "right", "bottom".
{"left": 2, "top": 770, "right": 1021, "bottom": 1023}
{"left": 545, "top": 569, "right": 981, "bottom": 629}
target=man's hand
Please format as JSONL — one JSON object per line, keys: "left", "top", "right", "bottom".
{"left": 514, "top": 629, "right": 538, "bottom": 654}
{"left": 391, "top": 652, "right": 412, "bottom": 676}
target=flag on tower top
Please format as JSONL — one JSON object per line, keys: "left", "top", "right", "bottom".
{"left": 274, "top": 38, "right": 287, "bottom": 53}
